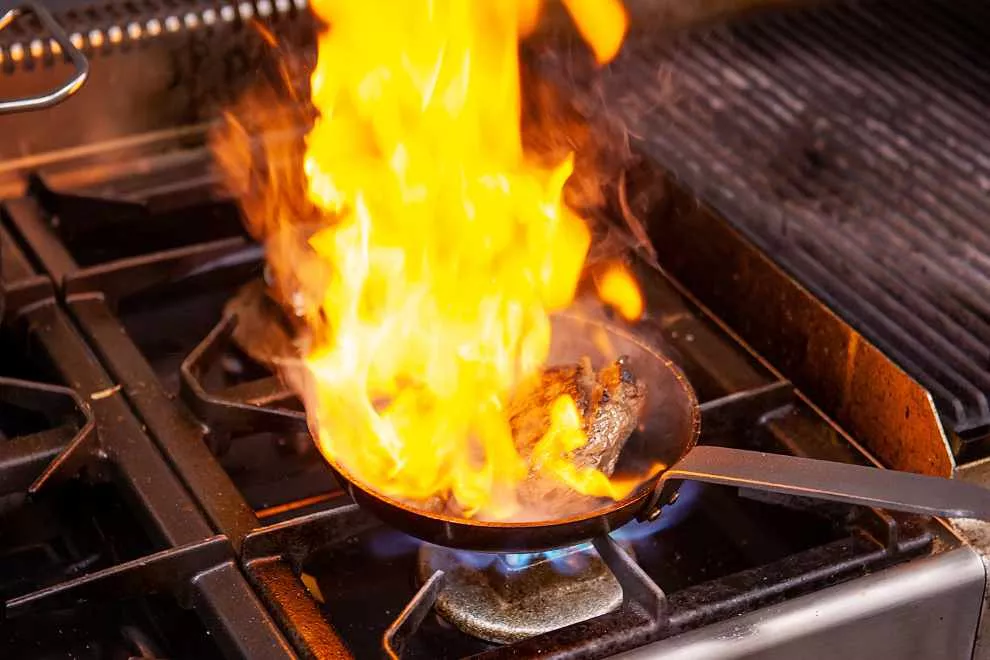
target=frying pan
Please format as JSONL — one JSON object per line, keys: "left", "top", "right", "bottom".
{"left": 326, "top": 312, "right": 990, "bottom": 553}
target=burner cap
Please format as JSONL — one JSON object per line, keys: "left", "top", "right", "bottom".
{"left": 417, "top": 542, "right": 627, "bottom": 644}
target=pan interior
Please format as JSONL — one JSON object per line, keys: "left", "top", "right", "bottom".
{"left": 330, "top": 303, "right": 701, "bottom": 528}
{"left": 544, "top": 308, "right": 699, "bottom": 500}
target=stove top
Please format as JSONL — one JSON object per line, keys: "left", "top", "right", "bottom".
{"left": 0, "top": 180, "right": 294, "bottom": 657}
{"left": 0, "top": 135, "right": 976, "bottom": 659}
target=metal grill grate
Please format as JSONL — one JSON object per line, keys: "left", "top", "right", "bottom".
{"left": 581, "top": 0, "right": 990, "bottom": 437}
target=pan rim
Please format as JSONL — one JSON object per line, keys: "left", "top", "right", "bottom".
{"left": 324, "top": 314, "right": 703, "bottom": 532}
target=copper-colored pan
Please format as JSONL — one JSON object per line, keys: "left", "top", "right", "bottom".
{"left": 326, "top": 313, "right": 990, "bottom": 553}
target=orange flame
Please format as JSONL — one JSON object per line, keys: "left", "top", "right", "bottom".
{"left": 529, "top": 394, "right": 659, "bottom": 500}
{"left": 596, "top": 262, "right": 644, "bottom": 322}
{"left": 260, "top": 0, "right": 640, "bottom": 520}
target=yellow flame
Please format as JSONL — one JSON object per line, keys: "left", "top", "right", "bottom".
{"left": 596, "top": 262, "right": 644, "bottom": 321}
{"left": 560, "top": 0, "right": 628, "bottom": 64}
{"left": 529, "top": 394, "right": 655, "bottom": 500}
{"left": 267, "top": 0, "right": 639, "bottom": 519}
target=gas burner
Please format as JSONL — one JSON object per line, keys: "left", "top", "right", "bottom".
{"left": 418, "top": 541, "right": 632, "bottom": 643}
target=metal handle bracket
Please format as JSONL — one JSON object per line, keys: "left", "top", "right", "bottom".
{"left": 0, "top": 0, "right": 89, "bottom": 114}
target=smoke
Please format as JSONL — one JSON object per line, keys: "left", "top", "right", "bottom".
{"left": 209, "top": 13, "right": 661, "bottom": 523}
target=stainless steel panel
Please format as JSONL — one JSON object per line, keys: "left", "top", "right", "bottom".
{"left": 949, "top": 464, "right": 990, "bottom": 660}
{"left": 612, "top": 547, "right": 986, "bottom": 660}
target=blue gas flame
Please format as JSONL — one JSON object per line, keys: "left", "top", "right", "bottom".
{"left": 500, "top": 544, "right": 595, "bottom": 575}
{"left": 371, "top": 479, "right": 703, "bottom": 572}
{"left": 473, "top": 479, "right": 704, "bottom": 573}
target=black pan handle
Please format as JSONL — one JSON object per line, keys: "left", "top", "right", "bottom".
{"left": 642, "top": 445, "right": 990, "bottom": 521}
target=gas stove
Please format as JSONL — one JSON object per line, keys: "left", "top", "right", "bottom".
{"left": 0, "top": 132, "right": 980, "bottom": 659}
{"left": 1, "top": 1, "right": 989, "bottom": 659}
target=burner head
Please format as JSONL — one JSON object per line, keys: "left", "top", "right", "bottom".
{"left": 417, "top": 541, "right": 630, "bottom": 644}
{"left": 224, "top": 278, "right": 300, "bottom": 370}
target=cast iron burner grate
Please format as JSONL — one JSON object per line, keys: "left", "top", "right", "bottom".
{"left": 0, "top": 206, "right": 293, "bottom": 659}
{"left": 566, "top": 0, "right": 990, "bottom": 451}
{"left": 0, "top": 146, "right": 957, "bottom": 658}
{"left": 6, "top": 594, "right": 225, "bottom": 660}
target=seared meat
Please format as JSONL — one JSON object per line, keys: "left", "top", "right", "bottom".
{"left": 412, "top": 357, "right": 647, "bottom": 519}
{"left": 508, "top": 356, "right": 647, "bottom": 514}
{"left": 226, "top": 280, "right": 650, "bottom": 521}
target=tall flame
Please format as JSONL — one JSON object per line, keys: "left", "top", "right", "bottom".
{"left": 260, "top": 0, "right": 636, "bottom": 520}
